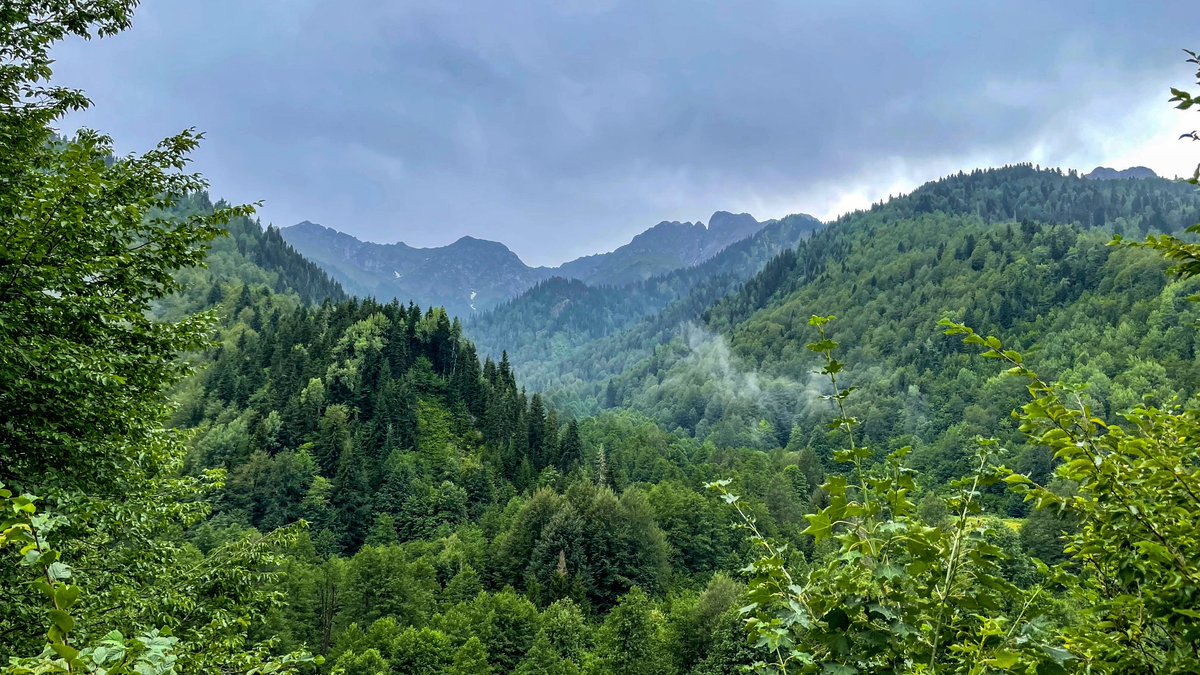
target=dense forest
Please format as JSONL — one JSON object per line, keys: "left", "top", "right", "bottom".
{"left": 4, "top": 3, "right": 1200, "bottom": 675}
{"left": 472, "top": 168, "right": 1200, "bottom": 430}
{"left": 611, "top": 168, "right": 1200, "bottom": 460}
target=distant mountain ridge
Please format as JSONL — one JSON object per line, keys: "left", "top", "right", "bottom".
{"left": 556, "top": 211, "right": 765, "bottom": 286}
{"left": 1084, "top": 166, "right": 1158, "bottom": 180}
{"left": 280, "top": 210, "right": 790, "bottom": 316}
{"left": 280, "top": 221, "right": 542, "bottom": 316}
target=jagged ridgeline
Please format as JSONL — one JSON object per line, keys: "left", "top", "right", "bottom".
{"left": 279, "top": 210, "right": 804, "bottom": 318}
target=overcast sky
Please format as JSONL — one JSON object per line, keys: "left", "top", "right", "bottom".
{"left": 51, "top": 0, "right": 1199, "bottom": 266}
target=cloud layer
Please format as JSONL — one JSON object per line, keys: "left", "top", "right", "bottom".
{"left": 51, "top": 0, "right": 1198, "bottom": 265}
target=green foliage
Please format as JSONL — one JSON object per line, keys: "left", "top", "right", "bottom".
{"left": 9, "top": 3, "right": 1198, "bottom": 671}
{"left": 492, "top": 483, "right": 672, "bottom": 610}
{"left": 448, "top": 636, "right": 491, "bottom": 675}
{"left": 331, "top": 647, "right": 388, "bottom": 675}
{"left": 0, "top": 3, "right": 321, "bottom": 671}
{"left": 602, "top": 165, "right": 1200, "bottom": 466}
{"left": 181, "top": 267, "right": 800, "bottom": 670}
{"left": 709, "top": 318, "right": 1063, "bottom": 673}
{"left": 387, "top": 626, "right": 453, "bottom": 674}
{"left": 1, "top": 486, "right": 165, "bottom": 675}
{"left": 1, "top": 485, "right": 319, "bottom": 673}
{"left": 0, "top": 91, "right": 240, "bottom": 498}
{"left": 536, "top": 599, "right": 590, "bottom": 665}
{"left": 714, "top": 241, "right": 1200, "bottom": 673}
{"left": 946, "top": 318, "right": 1200, "bottom": 672}
{"left": 594, "top": 587, "right": 673, "bottom": 675}
{"left": 664, "top": 574, "right": 745, "bottom": 672}
{"left": 515, "top": 633, "right": 580, "bottom": 675}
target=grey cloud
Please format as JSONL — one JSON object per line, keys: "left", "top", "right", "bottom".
{"left": 50, "top": 0, "right": 1196, "bottom": 265}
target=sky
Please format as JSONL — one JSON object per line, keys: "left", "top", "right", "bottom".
{"left": 51, "top": 0, "right": 1199, "bottom": 267}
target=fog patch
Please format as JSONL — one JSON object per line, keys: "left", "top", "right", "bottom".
{"left": 633, "top": 322, "right": 836, "bottom": 447}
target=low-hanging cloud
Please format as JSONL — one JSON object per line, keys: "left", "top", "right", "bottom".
{"left": 638, "top": 323, "right": 927, "bottom": 447}
{"left": 49, "top": 0, "right": 1197, "bottom": 265}
{"left": 630, "top": 323, "right": 829, "bottom": 445}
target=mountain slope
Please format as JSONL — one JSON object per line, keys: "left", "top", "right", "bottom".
{"left": 278, "top": 221, "right": 545, "bottom": 317}
{"left": 602, "top": 165, "right": 1200, "bottom": 476}
{"left": 174, "top": 250, "right": 816, "bottom": 672}
{"left": 465, "top": 213, "right": 823, "bottom": 395}
{"left": 556, "top": 211, "right": 766, "bottom": 286}
{"left": 154, "top": 194, "right": 347, "bottom": 319}
{"left": 280, "top": 211, "right": 780, "bottom": 315}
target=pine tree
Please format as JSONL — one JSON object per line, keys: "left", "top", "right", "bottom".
{"left": 528, "top": 394, "right": 547, "bottom": 469}
{"left": 332, "top": 444, "right": 371, "bottom": 551}
{"left": 363, "top": 512, "right": 398, "bottom": 547}
{"left": 538, "top": 599, "right": 591, "bottom": 663}
{"left": 332, "top": 648, "right": 389, "bottom": 675}
{"left": 593, "top": 445, "right": 608, "bottom": 487}
{"left": 560, "top": 420, "right": 583, "bottom": 471}
{"left": 442, "top": 565, "right": 484, "bottom": 608}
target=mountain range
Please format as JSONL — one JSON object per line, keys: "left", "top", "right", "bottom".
{"left": 279, "top": 210, "right": 814, "bottom": 316}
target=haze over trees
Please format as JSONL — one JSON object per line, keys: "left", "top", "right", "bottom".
{"left": 3, "top": 2, "right": 1200, "bottom": 674}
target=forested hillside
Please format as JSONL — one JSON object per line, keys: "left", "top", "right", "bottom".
{"left": 467, "top": 212, "right": 822, "bottom": 395}
{"left": 603, "top": 167, "right": 1200, "bottom": 456}
{"left": 156, "top": 195, "right": 347, "bottom": 320}
{"left": 473, "top": 167, "right": 1200, "bottom": 427}
{"left": 174, "top": 291, "right": 828, "bottom": 672}
{"left": 6, "top": 2, "right": 1200, "bottom": 674}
